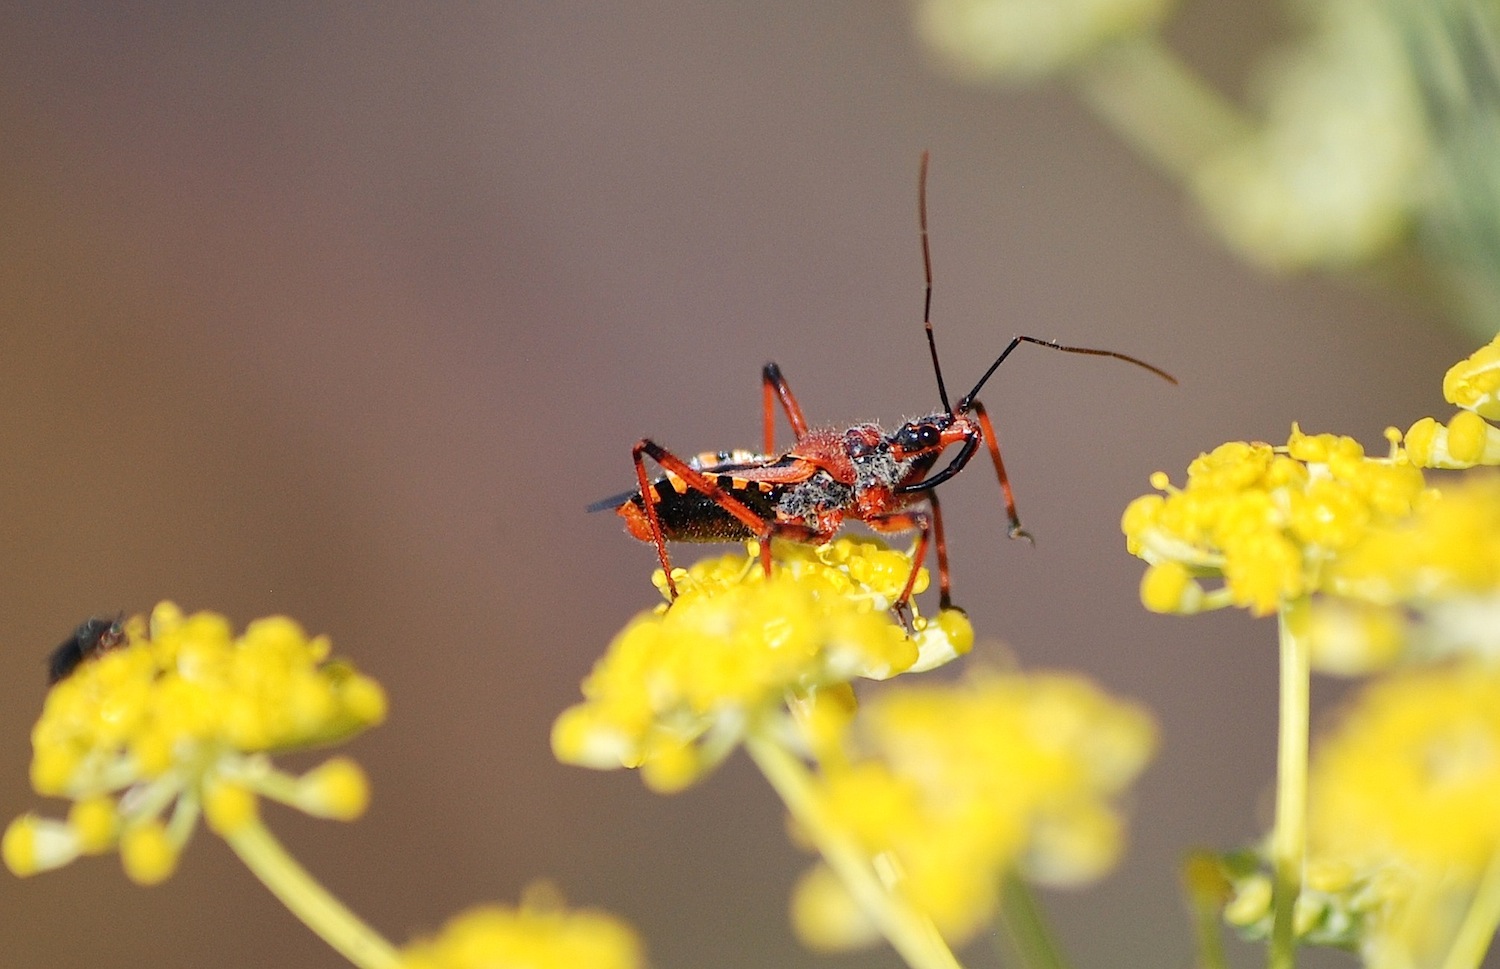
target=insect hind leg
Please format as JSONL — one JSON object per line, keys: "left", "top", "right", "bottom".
{"left": 631, "top": 439, "right": 788, "bottom": 598}
{"left": 761, "top": 362, "right": 809, "bottom": 454}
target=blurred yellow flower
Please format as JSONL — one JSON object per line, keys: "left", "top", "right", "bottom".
{"left": 791, "top": 669, "right": 1155, "bottom": 948}
{"left": 914, "top": 0, "right": 1172, "bottom": 81}
{"left": 5, "top": 603, "right": 385, "bottom": 884}
{"left": 1296, "top": 661, "right": 1500, "bottom": 968}
{"left": 553, "top": 539, "right": 972, "bottom": 792}
{"left": 1322, "top": 475, "right": 1500, "bottom": 665}
{"left": 1192, "top": 0, "right": 1428, "bottom": 269}
{"left": 1217, "top": 851, "right": 1393, "bottom": 951}
{"left": 398, "top": 892, "right": 645, "bottom": 969}
{"left": 1311, "top": 661, "right": 1500, "bottom": 876}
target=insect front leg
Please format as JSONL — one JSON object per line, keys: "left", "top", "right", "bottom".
{"left": 926, "top": 490, "right": 954, "bottom": 611}
{"left": 631, "top": 439, "right": 789, "bottom": 598}
{"left": 967, "top": 400, "right": 1033, "bottom": 544}
{"left": 761, "top": 362, "right": 809, "bottom": 454}
{"left": 866, "top": 492, "right": 955, "bottom": 630}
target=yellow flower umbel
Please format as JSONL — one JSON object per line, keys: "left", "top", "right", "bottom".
{"left": 6, "top": 602, "right": 398, "bottom": 969}
{"left": 6, "top": 602, "right": 386, "bottom": 885}
{"left": 552, "top": 538, "right": 973, "bottom": 793}
{"left": 1124, "top": 426, "right": 1428, "bottom": 969}
{"left": 399, "top": 889, "right": 645, "bottom": 969}
{"left": 1122, "top": 425, "right": 1428, "bottom": 618}
{"left": 789, "top": 670, "right": 1156, "bottom": 951}
{"left": 557, "top": 538, "right": 978, "bottom": 969}
{"left": 1406, "top": 334, "right": 1500, "bottom": 470}
{"left": 1298, "top": 661, "right": 1500, "bottom": 969}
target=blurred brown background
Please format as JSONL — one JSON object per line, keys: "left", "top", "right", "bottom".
{"left": 0, "top": 4, "right": 1468, "bottom": 968}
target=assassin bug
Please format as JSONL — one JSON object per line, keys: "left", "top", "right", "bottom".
{"left": 48, "top": 615, "right": 126, "bottom": 684}
{"left": 590, "top": 153, "right": 1174, "bottom": 619}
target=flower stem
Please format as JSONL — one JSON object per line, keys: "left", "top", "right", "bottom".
{"left": 1182, "top": 853, "right": 1230, "bottom": 969}
{"left": 999, "top": 874, "right": 1071, "bottom": 969}
{"left": 1268, "top": 601, "right": 1311, "bottom": 969}
{"left": 1070, "top": 34, "right": 1252, "bottom": 180}
{"left": 745, "top": 734, "right": 967, "bottom": 969}
{"left": 1442, "top": 846, "right": 1500, "bottom": 969}
{"left": 223, "top": 817, "right": 399, "bottom": 969}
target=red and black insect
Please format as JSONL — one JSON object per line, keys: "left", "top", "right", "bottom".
{"left": 48, "top": 616, "right": 126, "bottom": 684}
{"left": 590, "top": 154, "right": 1174, "bottom": 619}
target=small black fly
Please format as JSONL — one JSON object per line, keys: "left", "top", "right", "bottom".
{"left": 48, "top": 617, "right": 127, "bottom": 684}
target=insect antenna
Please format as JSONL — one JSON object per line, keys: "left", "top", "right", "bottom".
{"left": 918, "top": 150, "right": 953, "bottom": 415}
{"left": 958, "top": 336, "right": 1176, "bottom": 413}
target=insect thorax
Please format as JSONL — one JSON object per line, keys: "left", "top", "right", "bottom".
{"left": 776, "top": 471, "right": 855, "bottom": 527}
{"left": 851, "top": 439, "right": 917, "bottom": 493}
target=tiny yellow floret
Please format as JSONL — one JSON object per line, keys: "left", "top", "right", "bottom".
{"left": 1443, "top": 334, "right": 1500, "bottom": 419}
{"left": 1445, "top": 410, "right": 1490, "bottom": 465}
{"left": 3, "top": 815, "right": 79, "bottom": 877}
{"left": 296, "top": 757, "right": 371, "bottom": 821}
{"left": 1224, "top": 873, "right": 1273, "bottom": 927}
{"left": 120, "top": 821, "right": 178, "bottom": 886}
{"left": 67, "top": 796, "right": 118, "bottom": 853}
{"left": 204, "top": 780, "right": 260, "bottom": 835}
{"left": 791, "top": 863, "right": 882, "bottom": 950}
{"left": 1140, "top": 561, "right": 1201, "bottom": 613}
{"left": 1405, "top": 411, "right": 1500, "bottom": 469}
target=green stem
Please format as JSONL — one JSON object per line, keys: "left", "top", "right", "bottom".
{"left": 1268, "top": 600, "right": 1311, "bottom": 969}
{"left": 1441, "top": 846, "right": 1500, "bottom": 969}
{"left": 999, "top": 875, "right": 1071, "bottom": 969}
{"left": 1071, "top": 34, "right": 1253, "bottom": 180}
{"left": 223, "top": 818, "right": 399, "bottom": 969}
{"left": 1193, "top": 902, "right": 1230, "bottom": 969}
{"left": 1182, "top": 854, "right": 1230, "bottom": 969}
{"left": 745, "top": 734, "right": 967, "bottom": 969}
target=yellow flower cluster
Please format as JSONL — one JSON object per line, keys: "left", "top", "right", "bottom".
{"left": 1311, "top": 662, "right": 1500, "bottom": 877}
{"left": 1406, "top": 334, "right": 1500, "bottom": 469}
{"left": 1122, "top": 425, "right": 1428, "bottom": 616}
{"left": 1143, "top": 335, "right": 1500, "bottom": 967}
{"left": 1299, "top": 661, "right": 1500, "bottom": 967}
{"left": 1218, "top": 853, "right": 1390, "bottom": 951}
{"left": 399, "top": 894, "right": 644, "bottom": 969}
{"left": 552, "top": 539, "right": 973, "bottom": 792}
{"left": 1323, "top": 475, "right": 1500, "bottom": 661}
{"left": 791, "top": 670, "right": 1155, "bottom": 949}
{"left": 4, "top": 602, "right": 386, "bottom": 884}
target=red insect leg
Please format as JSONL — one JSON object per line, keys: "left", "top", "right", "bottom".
{"left": 761, "top": 363, "right": 809, "bottom": 454}
{"left": 927, "top": 490, "right": 953, "bottom": 611}
{"left": 631, "top": 439, "right": 809, "bottom": 597}
{"left": 969, "top": 400, "right": 1033, "bottom": 544}
{"left": 866, "top": 490, "right": 954, "bottom": 624}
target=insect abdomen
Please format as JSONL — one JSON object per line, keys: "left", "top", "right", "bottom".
{"left": 620, "top": 475, "right": 781, "bottom": 543}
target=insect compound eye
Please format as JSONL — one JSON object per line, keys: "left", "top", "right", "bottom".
{"left": 916, "top": 425, "right": 940, "bottom": 448}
